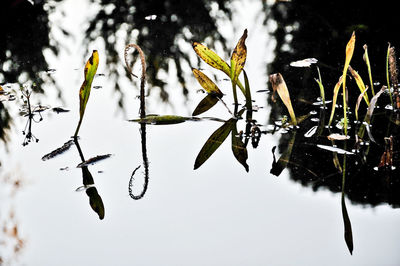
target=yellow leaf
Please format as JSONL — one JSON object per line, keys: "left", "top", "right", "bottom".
{"left": 342, "top": 32, "right": 355, "bottom": 135}
{"left": 74, "top": 50, "right": 99, "bottom": 137}
{"left": 192, "top": 42, "right": 230, "bottom": 76}
{"left": 230, "top": 29, "right": 248, "bottom": 84}
{"left": 269, "top": 73, "right": 297, "bottom": 125}
{"left": 192, "top": 69, "right": 223, "bottom": 97}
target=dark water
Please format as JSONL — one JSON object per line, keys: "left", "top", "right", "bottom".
{"left": 1, "top": 0, "right": 400, "bottom": 265}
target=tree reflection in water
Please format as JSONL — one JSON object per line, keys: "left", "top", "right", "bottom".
{"left": 85, "top": 0, "right": 232, "bottom": 105}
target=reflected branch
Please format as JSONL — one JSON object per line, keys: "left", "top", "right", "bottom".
{"left": 126, "top": 43, "right": 150, "bottom": 200}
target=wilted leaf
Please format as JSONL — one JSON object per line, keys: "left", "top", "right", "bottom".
{"left": 290, "top": 58, "right": 318, "bottom": 67}
{"left": 232, "top": 122, "right": 249, "bottom": 172}
{"left": 129, "top": 115, "right": 192, "bottom": 125}
{"left": 349, "top": 65, "right": 369, "bottom": 106}
{"left": 192, "top": 42, "right": 230, "bottom": 76}
{"left": 194, "top": 119, "right": 235, "bottom": 170}
{"left": 192, "top": 69, "right": 223, "bottom": 97}
{"left": 192, "top": 94, "right": 219, "bottom": 116}
{"left": 365, "top": 85, "right": 386, "bottom": 123}
{"left": 269, "top": 73, "right": 297, "bottom": 125}
{"left": 74, "top": 50, "right": 99, "bottom": 137}
{"left": 230, "top": 29, "right": 248, "bottom": 84}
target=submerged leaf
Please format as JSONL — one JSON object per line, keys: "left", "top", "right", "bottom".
{"left": 269, "top": 73, "right": 297, "bottom": 125}
{"left": 194, "top": 119, "right": 235, "bottom": 170}
{"left": 74, "top": 50, "right": 99, "bottom": 137}
{"left": 192, "top": 94, "right": 219, "bottom": 116}
{"left": 230, "top": 29, "right": 248, "bottom": 84}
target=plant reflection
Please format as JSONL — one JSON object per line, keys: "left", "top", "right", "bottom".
{"left": 74, "top": 138, "right": 105, "bottom": 220}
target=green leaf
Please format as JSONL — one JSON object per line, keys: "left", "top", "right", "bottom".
{"left": 232, "top": 122, "right": 249, "bottom": 172}
{"left": 270, "top": 131, "right": 296, "bottom": 176}
{"left": 129, "top": 115, "right": 191, "bottom": 125}
{"left": 192, "top": 94, "right": 219, "bottom": 116}
{"left": 74, "top": 50, "right": 99, "bottom": 137}
{"left": 192, "top": 68, "right": 223, "bottom": 97}
{"left": 230, "top": 29, "right": 248, "bottom": 85}
{"left": 194, "top": 119, "right": 235, "bottom": 170}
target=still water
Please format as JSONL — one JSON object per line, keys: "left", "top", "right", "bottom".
{"left": 1, "top": 0, "right": 400, "bottom": 265}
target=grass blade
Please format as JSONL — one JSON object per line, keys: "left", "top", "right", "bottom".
{"left": 363, "top": 44, "right": 375, "bottom": 96}
{"left": 328, "top": 75, "right": 344, "bottom": 127}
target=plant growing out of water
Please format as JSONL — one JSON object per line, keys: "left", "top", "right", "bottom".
{"left": 191, "top": 29, "right": 252, "bottom": 171}
{"left": 74, "top": 50, "right": 99, "bottom": 138}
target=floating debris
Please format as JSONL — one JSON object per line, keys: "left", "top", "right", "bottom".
{"left": 52, "top": 107, "right": 70, "bottom": 114}
{"left": 317, "top": 144, "right": 355, "bottom": 155}
{"left": 76, "top": 154, "right": 112, "bottom": 168}
{"left": 327, "top": 133, "right": 350, "bottom": 141}
{"left": 304, "top": 126, "right": 318, "bottom": 138}
{"left": 41, "top": 140, "right": 75, "bottom": 161}
{"left": 289, "top": 58, "right": 318, "bottom": 67}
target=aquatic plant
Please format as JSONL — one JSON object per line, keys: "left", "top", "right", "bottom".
{"left": 74, "top": 50, "right": 99, "bottom": 138}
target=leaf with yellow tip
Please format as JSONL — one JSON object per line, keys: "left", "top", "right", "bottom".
{"left": 74, "top": 50, "right": 99, "bottom": 137}
{"left": 269, "top": 73, "right": 297, "bottom": 126}
{"left": 342, "top": 32, "right": 355, "bottom": 135}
